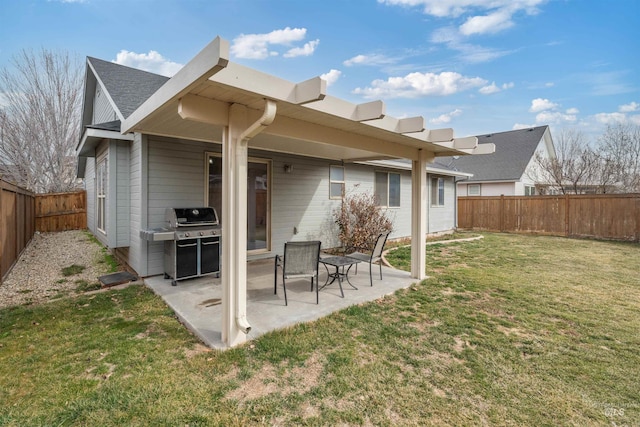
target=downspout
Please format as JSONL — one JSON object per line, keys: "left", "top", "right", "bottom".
{"left": 234, "top": 99, "right": 277, "bottom": 335}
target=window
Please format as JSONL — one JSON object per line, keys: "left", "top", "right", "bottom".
{"left": 467, "top": 184, "right": 480, "bottom": 196}
{"left": 375, "top": 171, "right": 401, "bottom": 207}
{"left": 431, "top": 177, "right": 445, "bottom": 206}
{"left": 329, "top": 166, "right": 344, "bottom": 199}
{"left": 525, "top": 185, "right": 536, "bottom": 196}
{"left": 96, "top": 157, "right": 107, "bottom": 233}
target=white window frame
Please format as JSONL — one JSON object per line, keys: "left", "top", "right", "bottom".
{"left": 467, "top": 184, "right": 481, "bottom": 196}
{"left": 431, "top": 177, "right": 445, "bottom": 207}
{"left": 375, "top": 171, "right": 401, "bottom": 208}
{"left": 96, "top": 156, "right": 107, "bottom": 234}
{"left": 525, "top": 185, "right": 536, "bottom": 196}
{"left": 329, "top": 165, "right": 345, "bottom": 199}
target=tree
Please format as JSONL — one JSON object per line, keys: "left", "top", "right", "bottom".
{"left": 532, "top": 129, "right": 592, "bottom": 194}
{"left": 0, "top": 48, "right": 83, "bottom": 193}
{"left": 598, "top": 123, "right": 640, "bottom": 193}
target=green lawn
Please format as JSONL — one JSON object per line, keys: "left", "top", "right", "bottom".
{"left": 1, "top": 233, "right": 638, "bottom": 426}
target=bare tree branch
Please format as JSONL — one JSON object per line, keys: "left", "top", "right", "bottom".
{"left": 0, "top": 48, "right": 82, "bottom": 193}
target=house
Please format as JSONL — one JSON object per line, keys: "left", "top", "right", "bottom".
{"left": 435, "top": 126, "right": 556, "bottom": 197}
{"left": 76, "top": 37, "right": 494, "bottom": 347}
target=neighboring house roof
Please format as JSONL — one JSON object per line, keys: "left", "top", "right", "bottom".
{"left": 362, "top": 159, "right": 473, "bottom": 178}
{"left": 86, "top": 57, "right": 169, "bottom": 120}
{"left": 437, "top": 125, "right": 551, "bottom": 182}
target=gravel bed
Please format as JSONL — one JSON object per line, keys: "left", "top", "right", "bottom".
{"left": 0, "top": 230, "right": 112, "bottom": 309}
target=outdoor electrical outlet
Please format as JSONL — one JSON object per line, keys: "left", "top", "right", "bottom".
{"left": 293, "top": 226, "right": 298, "bottom": 235}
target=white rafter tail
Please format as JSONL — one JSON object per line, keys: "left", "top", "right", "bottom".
{"left": 354, "top": 100, "right": 385, "bottom": 121}
{"left": 427, "top": 128, "right": 454, "bottom": 142}
{"left": 303, "top": 95, "right": 385, "bottom": 122}
{"left": 290, "top": 76, "right": 326, "bottom": 105}
{"left": 366, "top": 114, "right": 423, "bottom": 134}
{"left": 458, "top": 143, "right": 496, "bottom": 155}
{"left": 396, "top": 116, "right": 424, "bottom": 134}
{"left": 452, "top": 136, "right": 478, "bottom": 150}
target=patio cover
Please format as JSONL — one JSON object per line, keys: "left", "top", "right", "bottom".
{"left": 122, "top": 36, "right": 494, "bottom": 347}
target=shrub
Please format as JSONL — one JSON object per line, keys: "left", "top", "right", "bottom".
{"left": 333, "top": 190, "right": 393, "bottom": 252}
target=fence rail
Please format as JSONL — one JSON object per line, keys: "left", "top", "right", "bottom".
{"left": 458, "top": 194, "right": 640, "bottom": 242}
{"left": 35, "top": 191, "right": 87, "bottom": 232}
{"left": 1, "top": 180, "right": 36, "bottom": 284}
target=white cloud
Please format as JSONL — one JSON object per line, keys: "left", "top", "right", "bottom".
{"left": 460, "top": 9, "right": 514, "bottom": 36}
{"left": 381, "top": 0, "right": 547, "bottom": 35}
{"left": 545, "top": 82, "right": 555, "bottom": 87}
{"left": 513, "top": 123, "right": 536, "bottom": 130}
{"left": 343, "top": 54, "right": 395, "bottom": 67}
{"left": 630, "top": 115, "right": 640, "bottom": 125}
{"left": 479, "top": 81, "right": 514, "bottom": 95}
{"left": 353, "top": 71, "right": 487, "bottom": 99}
{"left": 379, "top": 0, "right": 546, "bottom": 18}
{"left": 430, "top": 27, "right": 514, "bottom": 63}
{"left": 114, "top": 50, "right": 183, "bottom": 77}
{"left": 430, "top": 108, "right": 463, "bottom": 124}
{"left": 594, "top": 112, "right": 627, "bottom": 124}
{"left": 284, "top": 39, "right": 319, "bottom": 58}
{"left": 529, "top": 98, "right": 558, "bottom": 113}
{"left": 321, "top": 69, "right": 342, "bottom": 86}
{"left": 565, "top": 107, "right": 579, "bottom": 115}
{"left": 619, "top": 102, "right": 639, "bottom": 112}
{"left": 231, "top": 27, "right": 312, "bottom": 59}
{"left": 535, "top": 111, "right": 577, "bottom": 124}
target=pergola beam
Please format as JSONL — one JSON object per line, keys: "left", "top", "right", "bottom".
{"left": 123, "top": 36, "right": 229, "bottom": 133}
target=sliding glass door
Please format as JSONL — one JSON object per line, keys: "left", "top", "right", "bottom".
{"left": 207, "top": 154, "right": 271, "bottom": 253}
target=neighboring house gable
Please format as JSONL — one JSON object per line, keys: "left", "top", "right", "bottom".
{"left": 436, "top": 126, "right": 556, "bottom": 196}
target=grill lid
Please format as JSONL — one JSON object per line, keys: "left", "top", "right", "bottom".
{"left": 166, "top": 207, "right": 219, "bottom": 227}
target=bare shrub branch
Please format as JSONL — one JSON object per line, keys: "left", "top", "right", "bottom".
{"left": 333, "top": 189, "right": 393, "bottom": 252}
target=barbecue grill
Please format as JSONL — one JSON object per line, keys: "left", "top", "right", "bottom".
{"left": 140, "top": 207, "right": 221, "bottom": 286}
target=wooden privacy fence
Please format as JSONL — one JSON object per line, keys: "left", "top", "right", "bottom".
{"left": 1, "top": 180, "right": 36, "bottom": 284}
{"left": 35, "top": 190, "right": 87, "bottom": 232}
{"left": 458, "top": 194, "right": 640, "bottom": 242}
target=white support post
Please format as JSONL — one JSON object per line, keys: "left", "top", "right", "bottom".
{"left": 221, "top": 104, "right": 250, "bottom": 347}
{"left": 411, "top": 149, "right": 433, "bottom": 280}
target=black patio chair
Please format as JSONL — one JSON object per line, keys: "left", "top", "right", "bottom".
{"left": 346, "top": 231, "right": 390, "bottom": 287}
{"left": 274, "top": 240, "right": 322, "bottom": 305}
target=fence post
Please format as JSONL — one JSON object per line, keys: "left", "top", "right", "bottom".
{"left": 500, "top": 195, "right": 505, "bottom": 232}
{"left": 636, "top": 194, "right": 640, "bottom": 243}
{"left": 564, "top": 194, "right": 570, "bottom": 237}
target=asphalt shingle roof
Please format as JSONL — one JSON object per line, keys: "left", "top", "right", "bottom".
{"left": 435, "top": 126, "right": 549, "bottom": 181}
{"left": 86, "top": 120, "right": 121, "bottom": 132}
{"left": 87, "top": 57, "right": 169, "bottom": 119}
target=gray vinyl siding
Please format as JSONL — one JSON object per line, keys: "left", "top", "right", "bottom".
{"left": 136, "top": 135, "right": 458, "bottom": 276}
{"left": 92, "top": 85, "right": 117, "bottom": 124}
{"left": 127, "top": 133, "right": 145, "bottom": 275}
{"left": 270, "top": 154, "right": 342, "bottom": 253}
{"left": 145, "top": 136, "right": 209, "bottom": 275}
{"left": 114, "top": 141, "right": 130, "bottom": 247}
{"left": 428, "top": 175, "right": 456, "bottom": 233}
{"left": 341, "top": 164, "right": 413, "bottom": 240}
{"left": 85, "top": 157, "right": 96, "bottom": 234}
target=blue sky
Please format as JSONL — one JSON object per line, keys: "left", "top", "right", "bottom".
{"left": 1, "top": 0, "right": 639, "bottom": 139}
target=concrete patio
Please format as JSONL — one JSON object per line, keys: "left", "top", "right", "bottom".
{"left": 145, "top": 258, "right": 418, "bottom": 349}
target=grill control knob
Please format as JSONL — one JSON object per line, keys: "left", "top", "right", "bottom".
{"left": 199, "top": 231, "right": 204, "bottom": 236}
{"left": 184, "top": 232, "right": 190, "bottom": 237}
